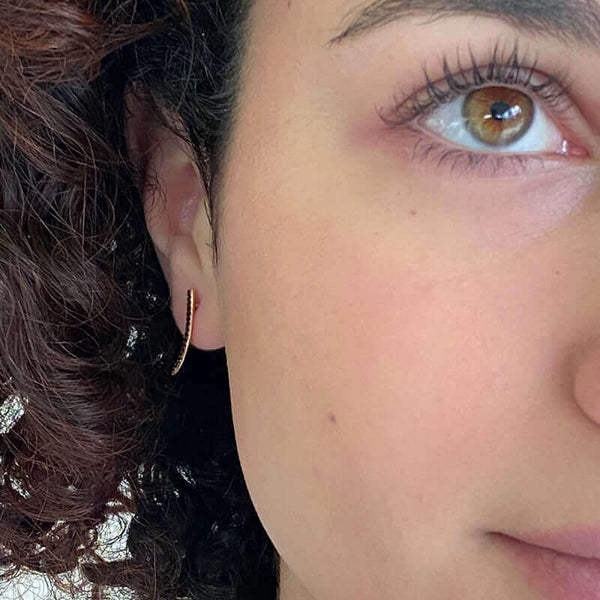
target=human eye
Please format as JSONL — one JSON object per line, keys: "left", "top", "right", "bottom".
{"left": 375, "top": 42, "right": 590, "bottom": 177}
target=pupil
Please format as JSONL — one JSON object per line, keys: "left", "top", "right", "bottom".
{"left": 490, "top": 101, "right": 520, "bottom": 121}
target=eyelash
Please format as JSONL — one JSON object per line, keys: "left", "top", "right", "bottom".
{"left": 376, "top": 42, "right": 577, "bottom": 176}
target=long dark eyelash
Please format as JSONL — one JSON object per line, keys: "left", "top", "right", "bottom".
{"left": 377, "top": 40, "right": 573, "bottom": 129}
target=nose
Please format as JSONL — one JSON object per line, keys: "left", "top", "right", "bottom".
{"left": 574, "top": 338, "right": 600, "bottom": 426}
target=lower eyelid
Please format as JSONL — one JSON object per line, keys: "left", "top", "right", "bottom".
{"left": 397, "top": 125, "right": 579, "bottom": 178}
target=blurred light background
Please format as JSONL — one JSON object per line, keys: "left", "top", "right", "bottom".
{"left": 0, "top": 392, "right": 136, "bottom": 600}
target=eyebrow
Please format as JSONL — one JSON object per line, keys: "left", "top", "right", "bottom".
{"left": 326, "top": 0, "right": 600, "bottom": 47}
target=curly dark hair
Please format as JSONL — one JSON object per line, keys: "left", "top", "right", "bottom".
{"left": 0, "top": 0, "right": 279, "bottom": 599}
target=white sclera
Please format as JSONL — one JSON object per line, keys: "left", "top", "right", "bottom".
{"left": 423, "top": 89, "right": 564, "bottom": 153}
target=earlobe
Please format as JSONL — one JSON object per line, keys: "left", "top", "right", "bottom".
{"left": 167, "top": 228, "right": 225, "bottom": 351}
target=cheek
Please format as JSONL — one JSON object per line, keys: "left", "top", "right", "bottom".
{"left": 216, "top": 182, "right": 549, "bottom": 571}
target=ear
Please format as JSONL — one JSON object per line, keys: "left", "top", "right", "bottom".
{"left": 124, "top": 86, "right": 225, "bottom": 350}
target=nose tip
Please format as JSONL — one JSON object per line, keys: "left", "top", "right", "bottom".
{"left": 574, "top": 339, "right": 600, "bottom": 426}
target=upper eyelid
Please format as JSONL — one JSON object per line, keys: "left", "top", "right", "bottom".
{"left": 375, "top": 43, "right": 576, "bottom": 129}
{"left": 422, "top": 72, "right": 569, "bottom": 113}
{"left": 378, "top": 69, "right": 571, "bottom": 127}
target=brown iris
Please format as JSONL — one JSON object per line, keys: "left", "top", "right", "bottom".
{"left": 463, "top": 86, "right": 534, "bottom": 146}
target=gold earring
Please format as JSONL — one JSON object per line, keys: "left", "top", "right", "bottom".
{"left": 171, "top": 288, "right": 196, "bottom": 376}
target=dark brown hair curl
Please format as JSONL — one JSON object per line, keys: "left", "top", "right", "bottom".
{"left": 0, "top": 1, "right": 278, "bottom": 599}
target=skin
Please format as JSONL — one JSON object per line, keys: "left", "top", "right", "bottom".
{"left": 126, "top": 0, "right": 600, "bottom": 598}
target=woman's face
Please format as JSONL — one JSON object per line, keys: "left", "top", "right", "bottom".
{"left": 139, "top": 0, "right": 600, "bottom": 598}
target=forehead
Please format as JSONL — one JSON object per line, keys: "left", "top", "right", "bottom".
{"left": 247, "top": 0, "right": 351, "bottom": 55}
{"left": 239, "top": 0, "right": 368, "bottom": 121}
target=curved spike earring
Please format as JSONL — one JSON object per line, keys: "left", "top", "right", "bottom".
{"left": 171, "top": 288, "right": 196, "bottom": 376}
